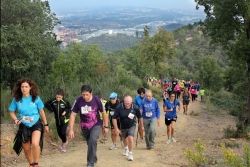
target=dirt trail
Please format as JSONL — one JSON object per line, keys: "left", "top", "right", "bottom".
{"left": 1, "top": 98, "right": 244, "bottom": 167}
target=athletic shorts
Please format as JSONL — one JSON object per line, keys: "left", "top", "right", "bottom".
{"left": 183, "top": 99, "right": 190, "bottom": 105}
{"left": 110, "top": 118, "right": 121, "bottom": 129}
{"left": 121, "top": 126, "right": 136, "bottom": 138}
{"left": 165, "top": 117, "right": 177, "bottom": 126}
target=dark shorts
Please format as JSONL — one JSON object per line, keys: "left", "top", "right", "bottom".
{"left": 165, "top": 117, "right": 177, "bottom": 126}
{"left": 20, "top": 119, "right": 43, "bottom": 133}
{"left": 121, "top": 126, "right": 136, "bottom": 138}
{"left": 110, "top": 118, "right": 121, "bottom": 129}
{"left": 183, "top": 99, "right": 190, "bottom": 105}
{"left": 19, "top": 119, "right": 43, "bottom": 143}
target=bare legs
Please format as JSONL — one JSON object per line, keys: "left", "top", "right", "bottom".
{"left": 22, "top": 130, "right": 41, "bottom": 167}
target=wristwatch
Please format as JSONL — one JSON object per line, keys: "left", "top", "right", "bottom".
{"left": 44, "top": 123, "right": 49, "bottom": 126}
{"left": 103, "top": 126, "right": 109, "bottom": 129}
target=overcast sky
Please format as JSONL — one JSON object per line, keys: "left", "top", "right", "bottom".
{"left": 48, "top": 0, "right": 197, "bottom": 13}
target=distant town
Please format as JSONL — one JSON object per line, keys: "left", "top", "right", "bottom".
{"left": 53, "top": 7, "right": 205, "bottom": 48}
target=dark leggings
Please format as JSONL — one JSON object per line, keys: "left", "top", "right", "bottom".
{"left": 176, "top": 91, "right": 180, "bottom": 99}
{"left": 191, "top": 94, "right": 196, "bottom": 101}
{"left": 56, "top": 123, "right": 68, "bottom": 143}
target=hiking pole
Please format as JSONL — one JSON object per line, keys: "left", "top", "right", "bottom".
{"left": 136, "top": 122, "right": 139, "bottom": 147}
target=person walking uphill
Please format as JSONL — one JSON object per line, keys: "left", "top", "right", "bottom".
{"left": 9, "top": 78, "right": 49, "bottom": 167}
{"left": 44, "top": 88, "right": 71, "bottom": 153}
{"left": 134, "top": 87, "right": 146, "bottom": 143}
{"left": 112, "top": 95, "right": 143, "bottom": 161}
{"left": 68, "top": 84, "right": 109, "bottom": 167}
{"left": 140, "top": 90, "right": 160, "bottom": 150}
{"left": 105, "top": 92, "right": 122, "bottom": 150}
{"left": 163, "top": 92, "right": 180, "bottom": 144}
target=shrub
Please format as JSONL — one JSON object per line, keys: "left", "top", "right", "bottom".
{"left": 183, "top": 138, "right": 208, "bottom": 167}
{"left": 221, "top": 142, "right": 250, "bottom": 167}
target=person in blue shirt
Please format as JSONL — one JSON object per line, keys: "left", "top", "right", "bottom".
{"left": 140, "top": 90, "right": 160, "bottom": 150}
{"left": 134, "top": 88, "right": 145, "bottom": 143}
{"left": 163, "top": 92, "right": 180, "bottom": 144}
{"left": 9, "top": 78, "right": 49, "bottom": 167}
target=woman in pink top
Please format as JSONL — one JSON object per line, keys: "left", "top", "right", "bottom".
{"left": 189, "top": 82, "right": 197, "bottom": 102}
{"left": 175, "top": 83, "right": 181, "bottom": 99}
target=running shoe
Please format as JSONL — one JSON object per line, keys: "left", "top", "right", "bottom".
{"left": 165, "top": 139, "right": 171, "bottom": 144}
{"left": 171, "top": 137, "right": 177, "bottom": 142}
{"left": 60, "top": 146, "right": 66, "bottom": 153}
{"left": 109, "top": 144, "right": 117, "bottom": 150}
{"left": 123, "top": 148, "right": 129, "bottom": 156}
{"left": 128, "top": 152, "right": 133, "bottom": 161}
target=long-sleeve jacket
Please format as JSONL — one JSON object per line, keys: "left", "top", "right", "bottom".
{"left": 44, "top": 98, "right": 71, "bottom": 125}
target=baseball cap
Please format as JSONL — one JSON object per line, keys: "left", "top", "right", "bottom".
{"left": 109, "top": 92, "right": 117, "bottom": 99}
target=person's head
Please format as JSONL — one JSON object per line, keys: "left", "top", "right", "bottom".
{"left": 123, "top": 95, "right": 133, "bottom": 109}
{"left": 55, "top": 88, "right": 65, "bottom": 101}
{"left": 137, "top": 88, "right": 145, "bottom": 98}
{"left": 81, "top": 84, "right": 93, "bottom": 102}
{"left": 169, "top": 92, "right": 176, "bottom": 101}
{"left": 145, "top": 90, "right": 153, "bottom": 101}
{"left": 109, "top": 92, "right": 118, "bottom": 104}
{"left": 13, "top": 78, "right": 38, "bottom": 102}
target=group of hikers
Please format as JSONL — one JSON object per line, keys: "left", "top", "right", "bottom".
{"left": 9, "top": 77, "right": 204, "bottom": 167}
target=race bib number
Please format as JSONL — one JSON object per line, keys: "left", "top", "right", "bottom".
{"left": 110, "top": 111, "right": 114, "bottom": 116}
{"left": 128, "top": 113, "right": 135, "bottom": 119}
{"left": 22, "top": 116, "right": 34, "bottom": 123}
{"left": 145, "top": 112, "right": 152, "bottom": 117}
{"left": 81, "top": 105, "right": 92, "bottom": 114}
{"left": 192, "top": 89, "right": 194, "bottom": 91}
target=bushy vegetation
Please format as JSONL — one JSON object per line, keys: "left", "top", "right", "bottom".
{"left": 183, "top": 139, "right": 250, "bottom": 167}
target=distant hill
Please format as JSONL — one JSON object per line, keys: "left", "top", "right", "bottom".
{"left": 83, "top": 33, "right": 140, "bottom": 52}
{"left": 164, "top": 23, "right": 185, "bottom": 31}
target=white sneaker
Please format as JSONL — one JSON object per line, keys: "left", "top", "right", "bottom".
{"left": 109, "top": 144, "right": 117, "bottom": 150}
{"left": 165, "top": 139, "right": 171, "bottom": 144}
{"left": 123, "top": 149, "right": 129, "bottom": 156}
{"left": 171, "top": 137, "right": 177, "bottom": 142}
{"left": 128, "top": 153, "right": 133, "bottom": 161}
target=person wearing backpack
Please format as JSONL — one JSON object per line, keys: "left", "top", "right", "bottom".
{"left": 140, "top": 90, "right": 160, "bottom": 150}
{"left": 180, "top": 87, "right": 191, "bottom": 115}
{"left": 163, "top": 92, "right": 180, "bottom": 144}
{"left": 68, "top": 84, "right": 109, "bottom": 167}
{"left": 105, "top": 92, "right": 123, "bottom": 150}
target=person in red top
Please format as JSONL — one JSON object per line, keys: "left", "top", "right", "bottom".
{"left": 190, "top": 82, "right": 197, "bottom": 102}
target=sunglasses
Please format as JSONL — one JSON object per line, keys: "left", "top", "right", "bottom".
{"left": 110, "top": 98, "right": 116, "bottom": 100}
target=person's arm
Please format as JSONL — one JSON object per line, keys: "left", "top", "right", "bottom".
{"left": 10, "top": 112, "right": 22, "bottom": 125}
{"left": 163, "top": 105, "right": 173, "bottom": 112}
{"left": 68, "top": 112, "right": 77, "bottom": 139}
{"left": 155, "top": 101, "right": 160, "bottom": 126}
{"left": 62, "top": 99, "right": 71, "bottom": 116}
{"left": 112, "top": 116, "right": 120, "bottom": 135}
{"left": 39, "top": 109, "right": 49, "bottom": 133}
{"left": 44, "top": 99, "right": 54, "bottom": 112}
{"left": 102, "top": 110, "right": 109, "bottom": 134}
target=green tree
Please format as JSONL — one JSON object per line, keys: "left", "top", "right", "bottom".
{"left": 122, "top": 45, "right": 150, "bottom": 79}
{"left": 140, "top": 27, "right": 175, "bottom": 77}
{"left": 195, "top": 0, "right": 250, "bottom": 122}
{"left": 196, "top": 56, "right": 224, "bottom": 91}
{"left": 1, "top": 0, "right": 60, "bottom": 90}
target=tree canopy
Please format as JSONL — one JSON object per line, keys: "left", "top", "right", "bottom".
{"left": 195, "top": 0, "right": 250, "bottom": 121}
{"left": 1, "top": 0, "right": 60, "bottom": 90}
